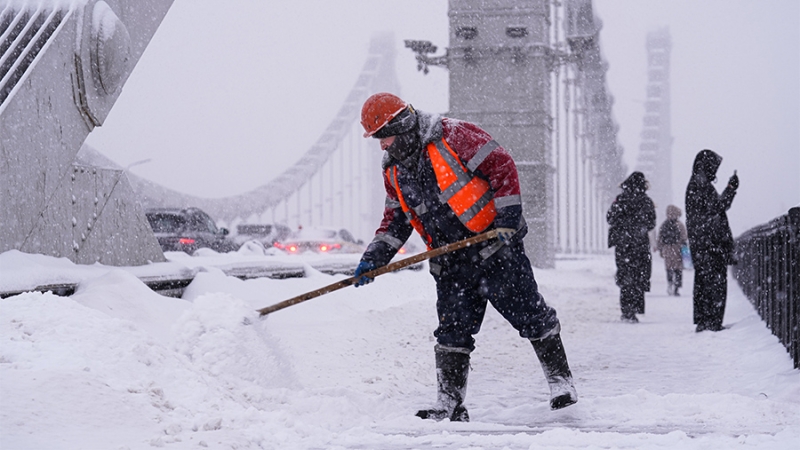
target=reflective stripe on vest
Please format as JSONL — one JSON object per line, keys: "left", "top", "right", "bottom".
{"left": 428, "top": 139, "right": 496, "bottom": 233}
{"left": 386, "top": 165, "right": 433, "bottom": 250}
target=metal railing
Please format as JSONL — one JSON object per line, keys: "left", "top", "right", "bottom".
{"left": 733, "top": 207, "right": 800, "bottom": 369}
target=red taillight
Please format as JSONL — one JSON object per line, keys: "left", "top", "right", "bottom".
{"left": 319, "top": 244, "right": 330, "bottom": 252}
{"left": 273, "top": 242, "right": 284, "bottom": 249}
{"left": 398, "top": 247, "right": 407, "bottom": 254}
{"left": 178, "top": 238, "right": 195, "bottom": 245}
{"left": 287, "top": 245, "right": 298, "bottom": 253}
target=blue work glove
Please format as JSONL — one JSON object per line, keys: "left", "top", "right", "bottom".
{"left": 496, "top": 227, "right": 516, "bottom": 243}
{"left": 354, "top": 260, "right": 377, "bottom": 287}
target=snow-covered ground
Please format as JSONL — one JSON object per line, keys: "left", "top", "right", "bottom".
{"left": 1, "top": 250, "right": 798, "bottom": 449}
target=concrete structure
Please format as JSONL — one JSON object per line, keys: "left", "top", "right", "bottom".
{"left": 0, "top": 0, "right": 173, "bottom": 265}
{"left": 405, "top": 0, "right": 627, "bottom": 264}
{"left": 409, "top": 0, "right": 556, "bottom": 267}
{"left": 635, "top": 28, "right": 673, "bottom": 217}
{"left": 449, "top": 0, "right": 555, "bottom": 267}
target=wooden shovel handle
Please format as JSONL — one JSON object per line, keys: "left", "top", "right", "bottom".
{"left": 257, "top": 229, "right": 499, "bottom": 316}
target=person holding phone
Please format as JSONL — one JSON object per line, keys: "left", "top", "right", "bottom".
{"left": 685, "top": 150, "right": 739, "bottom": 332}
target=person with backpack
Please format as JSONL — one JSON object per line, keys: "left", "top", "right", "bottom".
{"left": 656, "top": 205, "right": 688, "bottom": 296}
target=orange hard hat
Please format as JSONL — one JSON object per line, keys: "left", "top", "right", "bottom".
{"left": 361, "top": 93, "right": 408, "bottom": 138}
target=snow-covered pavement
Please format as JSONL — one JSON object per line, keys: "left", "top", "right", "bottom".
{"left": 1, "top": 250, "right": 798, "bottom": 449}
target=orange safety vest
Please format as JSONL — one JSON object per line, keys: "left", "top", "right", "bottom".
{"left": 386, "top": 138, "right": 497, "bottom": 248}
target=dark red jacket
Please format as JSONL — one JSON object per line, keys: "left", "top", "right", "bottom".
{"left": 362, "top": 112, "right": 526, "bottom": 267}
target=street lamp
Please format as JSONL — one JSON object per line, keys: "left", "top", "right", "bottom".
{"left": 124, "top": 158, "right": 151, "bottom": 172}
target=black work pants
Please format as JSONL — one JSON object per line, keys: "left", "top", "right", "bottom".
{"left": 431, "top": 242, "right": 560, "bottom": 351}
{"left": 693, "top": 253, "right": 727, "bottom": 330}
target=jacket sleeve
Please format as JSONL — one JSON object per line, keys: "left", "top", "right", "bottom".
{"left": 478, "top": 146, "right": 524, "bottom": 230}
{"left": 646, "top": 198, "right": 657, "bottom": 231}
{"left": 720, "top": 184, "right": 737, "bottom": 211}
{"left": 444, "top": 119, "right": 523, "bottom": 230}
{"left": 360, "top": 171, "right": 414, "bottom": 268}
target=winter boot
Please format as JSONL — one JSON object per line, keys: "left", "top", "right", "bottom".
{"left": 531, "top": 333, "right": 578, "bottom": 410}
{"left": 416, "top": 345, "right": 470, "bottom": 422}
{"left": 620, "top": 314, "right": 639, "bottom": 323}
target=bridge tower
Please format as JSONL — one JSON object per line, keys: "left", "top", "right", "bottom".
{"left": 410, "top": 0, "right": 555, "bottom": 267}
{"left": 635, "top": 28, "right": 673, "bottom": 216}
{"left": 408, "top": 0, "right": 627, "bottom": 260}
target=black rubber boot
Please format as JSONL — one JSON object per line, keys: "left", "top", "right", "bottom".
{"left": 531, "top": 334, "right": 578, "bottom": 410}
{"left": 416, "top": 345, "right": 470, "bottom": 422}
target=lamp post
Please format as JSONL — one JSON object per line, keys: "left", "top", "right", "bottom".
{"left": 125, "top": 158, "right": 152, "bottom": 172}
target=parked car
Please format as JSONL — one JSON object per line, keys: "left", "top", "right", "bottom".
{"left": 234, "top": 223, "right": 292, "bottom": 247}
{"left": 145, "top": 207, "right": 237, "bottom": 254}
{"left": 274, "top": 227, "right": 365, "bottom": 254}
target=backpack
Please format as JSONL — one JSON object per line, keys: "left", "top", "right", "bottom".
{"left": 660, "top": 219, "right": 680, "bottom": 245}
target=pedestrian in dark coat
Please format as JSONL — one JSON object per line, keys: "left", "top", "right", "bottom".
{"left": 607, "top": 172, "right": 656, "bottom": 323}
{"left": 685, "top": 149, "right": 739, "bottom": 332}
{"left": 656, "top": 205, "right": 688, "bottom": 296}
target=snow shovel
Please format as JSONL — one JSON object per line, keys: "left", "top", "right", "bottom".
{"left": 257, "top": 229, "right": 500, "bottom": 316}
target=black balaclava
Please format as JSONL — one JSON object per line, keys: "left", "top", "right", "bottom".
{"left": 385, "top": 129, "right": 420, "bottom": 166}
{"left": 373, "top": 107, "right": 421, "bottom": 167}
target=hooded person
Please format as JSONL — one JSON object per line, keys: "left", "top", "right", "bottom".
{"left": 685, "top": 149, "right": 739, "bottom": 332}
{"left": 656, "top": 205, "right": 689, "bottom": 296}
{"left": 353, "top": 92, "right": 578, "bottom": 422}
{"left": 607, "top": 171, "right": 657, "bottom": 322}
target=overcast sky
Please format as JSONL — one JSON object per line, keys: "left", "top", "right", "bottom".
{"left": 85, "top": 0, "right": 799, "bottom": 235}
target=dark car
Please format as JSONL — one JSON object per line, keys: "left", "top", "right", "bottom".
{"left": 145, "top": 207, "right": 237, "bottom": 254}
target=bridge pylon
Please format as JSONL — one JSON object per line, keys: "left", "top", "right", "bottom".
{"left": 1, "top": 0, "right": 174, "bottom": 265}
{"left": 404, "top": 0, "right": 627, "bottom": 265}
